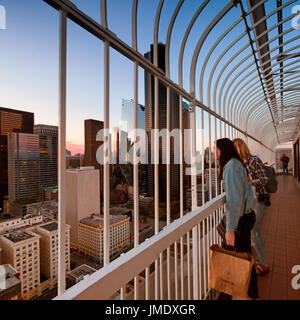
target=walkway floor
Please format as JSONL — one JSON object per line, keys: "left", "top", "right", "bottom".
{"left": 258, "top": 175, "right": 300, "bottom": 300}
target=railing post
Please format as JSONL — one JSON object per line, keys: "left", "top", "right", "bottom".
{"left": 103, "top": 40, "right": 110, "bottom": 267}
{"left": 190, "top": 101, "right": 199, "bottom": 300}
{"left": 166, "top": 86, "right": 171, "bottom": 300}
{"left": 154, "top": 75, "right": 160, "bottom": 300}
{"left": 179, "top": 96, "right": 184, "bottom": 300}
{"left": 58, "top": 8, "right": 67, "bottom": 296}
{"left": 133, "top": 61, "right": 139, "bottom": 300}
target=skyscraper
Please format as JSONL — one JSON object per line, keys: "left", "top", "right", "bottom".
{"left": 34, "top": 125, "right": 58, "bottom": 192}
{"left": 65, "top": 167, "right": 100, "bottom": 248}
{"left": 121, "top": 99, "right": 146, "bottom": 160}
{"left": 121, "top": 99, "right": 145, "bottom": 133}
{"left": 0, "top": 229, "right": 40, "bottom": 300}
{"left": 0, "top": 107, "right": 34, "bottom": 211}
{"left": 34, "top": 221, "right": 70, "bottom": 287}
{"left": 144, "top": 44, "right": 181, "bottom": 202}
{"left": 84, "top": 119, "right": 104, "bottom": 199}
{"left": 7, "top": 132, "right": 40, "bottom": 203}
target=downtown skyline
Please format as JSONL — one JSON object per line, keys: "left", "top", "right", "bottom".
{"left": 0, "top": 0, "right": 282, "bottom": 155}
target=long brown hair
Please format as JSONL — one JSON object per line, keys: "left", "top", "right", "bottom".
{"left": 216, "top": 138, "right": 244, "bottom": 178}
{"left": 233, "top": 138, "right": 250, "bottom": 162}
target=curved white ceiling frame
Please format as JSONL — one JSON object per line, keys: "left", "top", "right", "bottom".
{"left": 100, "top": 0, "right": 300, "bottom": 147}
{"left": 217, "top": 4, "right": 299, "bottom": 140}
{"left": 45, "top": 0, "right": 300, "bottom": 149}
{"left": 246, "top": 81, "right": 300, "bottom": 128}
{"left": 234, "top": 54, "right": 300, "bottom": 130}
{"left": 213, "top": 0, "right": 296, "bottom": 122}
{"left": 229, "top": 34, "right": 300, "bottom": 126}
{"left": 227, "top": 33, "right": 300, "bottom": 129}
{"left": 242, "top": 66, "right": 300, "bottom": 132}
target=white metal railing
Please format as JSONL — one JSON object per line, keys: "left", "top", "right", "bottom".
{"left": 42, "top": 0, "right": 277, "bottom": 299}
{"left": 55, "top": 194, "right": 225, "bottom": 300}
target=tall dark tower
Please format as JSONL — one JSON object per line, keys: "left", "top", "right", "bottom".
{"left": 144, "top": 44, "right": 180, "bottom": 202}
{"left": 84, "top": 119, "right": 104, "bottom": 200}
{"left": 0, "top": 107, "right": 34, "bottom": 211}
{"left": 34, "top": 125, "right": 58, "bottom": 193}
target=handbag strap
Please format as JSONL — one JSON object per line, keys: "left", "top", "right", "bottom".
{"left": 241, "top": 198, "right": 247, "bottom": 217}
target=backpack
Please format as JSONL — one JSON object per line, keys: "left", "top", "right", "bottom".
{"left": 264, "top": 165, "right": 278, "bottom": 193}
{"left": 285, "top": 156, "right": 289, "bottom": 163}
{"left": 281, "top": 155, "right": 289, "bottom": 163}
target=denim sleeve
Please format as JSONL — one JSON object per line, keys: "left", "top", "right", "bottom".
{"left": 223, "top": 166, "right": 244, "bottom": 232}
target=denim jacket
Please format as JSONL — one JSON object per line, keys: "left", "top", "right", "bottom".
{"left": 222, "top": 158, "right": 256, "bottom": 232}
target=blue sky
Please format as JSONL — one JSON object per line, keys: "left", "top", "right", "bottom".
{"left": 0, "top": 0, "right": 296, "bottom": 153}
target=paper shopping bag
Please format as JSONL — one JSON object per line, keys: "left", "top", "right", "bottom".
{"left": 209, "top": 244, "right": 254, "bottom": 299}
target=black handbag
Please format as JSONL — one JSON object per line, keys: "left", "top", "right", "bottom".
{"left": 217, "top": 200, "right": 247, "bottom": 243}
{"left": 217, "top": 215, "right": 226, "bottom": 243}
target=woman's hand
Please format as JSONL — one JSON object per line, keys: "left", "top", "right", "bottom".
{"left": 225, "top": 231, "right": 235, "bottom": 247}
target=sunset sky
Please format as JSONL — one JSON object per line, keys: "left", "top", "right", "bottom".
{"left": 0, "top": 0, "right": 281, "bottom": 155}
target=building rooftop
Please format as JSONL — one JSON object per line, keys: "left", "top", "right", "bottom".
{"left": 27, "top": 201, "right": 58, "bottom": 211}
{"left": 34, "top": 124, "right": 58, "bottom": 129}
{"left": 0, "top": 106, "right": 33, "bottom": 116}
{"left": 3, "top": 231, "right": 35, "bottom": 243}
{"left": 40, "top": 222, "right": 58, "bottom": 232}
{"left": 0, "top": 264, "right": 21, "bottom": 292}
{"left": 68, "top": 264, "right": 96, "bottom": 281}
{"left": 80, "top": 214, "right": 129, "bottom": 228}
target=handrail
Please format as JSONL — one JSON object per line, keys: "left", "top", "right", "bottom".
{"left": 54, "top": 193, "right": 226, "bottom": 300}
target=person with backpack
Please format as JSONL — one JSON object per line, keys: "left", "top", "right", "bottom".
{"left": 215, "top": 138, "right": 258, "bottom": 300}
{"left": 233, "top": 139, "right": 270, "bottom": 276}
{"left": 280, "top": 153, "right": 289, "bottom": 175}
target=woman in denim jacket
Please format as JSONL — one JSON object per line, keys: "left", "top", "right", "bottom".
{"left": 215, "top": 138, "right": 258, "bottom": 300}
{"left": 233, "top": 138, "right": 270, "bottom": 276}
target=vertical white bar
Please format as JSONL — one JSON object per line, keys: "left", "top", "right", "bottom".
{"left": 154, "top": 76, "right": 159, "bottom": 300}
{"left": 208, "top": 115, "right": 212, "bottom": 290}
{"left": 208, "top": 215, "right": 212, "bottom": 280}
{"left": 202, "top": 218, "right": 207, "bottom": 296}
{"left": 214, "top": 118, "right": 218, "bottom": 246}
{"left": 187, "top": 231, "right": 191, "bottom": 300}
{"left": 179, "top": 97, "right": 184, "bottom": 300}
{"left": 208, "top": 115, "right": 212, "bottom": 200}
{"left": 120, "top": 285, "right": 125, "bottom": 300}
{"left": 190, "top": 103, "right": 199, "bottom": 300}
{"left": 58, "top": 9, "right": 67, "bottom": 296}
{"left": 215, "top": 118, "right": 218, "bottom": 198}
{"left": 166, "top": 87, "right": 171, "bottom": 300}
{"left": 201, "top": 110, "right": 205, "bottom": 205}
{"left": 167, "top": 247, "right": 171, "bottom": 299}
{"left": 180, "top": 236, "right": 184, "bottom": 300}
{"left": 218, "top": 209, "right": 221, "bottom": 245}
{"left": 198, "top": 223, "right": 202, "bottom": 299}
{"left": 133, "top": 62, "right": 139, "bottom": 300}
{"left": 145, "top": 266, "right": 150, "bottom": 300}
{"left": 174, "top": 241, "right": 178, "bottom": 300}
{"left": 213, "top": 211, "right": 216, "bottom": 245}
{"left": 160, "top": 252, "right": 163, "bottom": 299}
{"left": 103, "top": 40, "right": 110, "bottom": 267}
{"left": 166, "top": 87, "right": 171, "bottom": 225}
{"left": 100, "top": 0, "right": 107, "bottom": 28}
